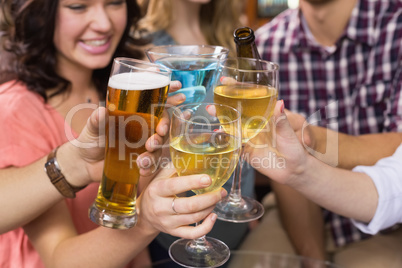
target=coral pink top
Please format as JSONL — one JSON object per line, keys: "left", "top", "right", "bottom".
{"left": 0, "top": 81, "right": 101, "bottom": 267}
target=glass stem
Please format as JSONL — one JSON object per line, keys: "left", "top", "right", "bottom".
{"left": 186, "top": 222, "right": 210, "bottom": 253}
{"left": 228, "top": 145, "right": 245, "bottom": 203}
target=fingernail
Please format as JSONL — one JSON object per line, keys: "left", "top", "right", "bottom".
{"left": 280, "top": 100, "right": 285, "bottom": 113}
{"left": 153, "top": 139, "right": 159, "bottom": 147}
{"left": 161, "top": 124, "right": 168, "bottom": 136}
{"left": 220, "top": 76, "right": 226, "bottom": 83}
{"left": 211, "top": 213, "right": 217, "bottom": 223}
{"left": 138, "top": 157, "right": 151, "bottom": 168}
{"left": 220, "top": 188, "right": 227, "bottom": 198}
{"left": 173, "top": 81, "right": 182, "bottom": 89}
{"left": 200, "top": 175, "right": 211, "bottom": 186}
{"left": 178, "top": 93, "right": 185, "bottom": 101}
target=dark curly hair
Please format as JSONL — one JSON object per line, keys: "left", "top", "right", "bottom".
{"left": 0, "top": 0, "right": 146, "bottom": 102}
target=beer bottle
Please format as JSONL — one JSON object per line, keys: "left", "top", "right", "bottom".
{"left": 233, "top": 26, "right": 267, "bottom": 81}
{"left": 233, "top": 26, "right": 262, "bottom": 59}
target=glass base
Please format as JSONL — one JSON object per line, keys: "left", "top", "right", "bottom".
{"left": 213, "top": 195, "right": 264, "bottom": 223}
{"left": 88, "top": 203, "right": 137, "bottom": 229}
{"left": 169, "top": 237, "right": 230, "bottom": 268}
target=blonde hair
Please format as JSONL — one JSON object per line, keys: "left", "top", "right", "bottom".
{"left": 138, "top": 0, "right": 245, "bottom": 55}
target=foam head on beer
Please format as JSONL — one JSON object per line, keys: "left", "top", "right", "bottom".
{"left": 108, "top": 72, "right": 170, "bottom": 91}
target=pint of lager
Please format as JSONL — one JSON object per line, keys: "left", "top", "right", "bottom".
{"left": 89, "top": 58, "right": 171, "bottom": 229}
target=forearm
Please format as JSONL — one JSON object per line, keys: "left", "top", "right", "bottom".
{"left": 25, "top": 201, "right": 159, "bottom": 268}
{"left": 338, "top": 132, "right": 402, "bottom": 169}
{"left": 0, "top": 157, "right": 64, "bottom": 233}
{"left": 309, "top": 127, "right": 402, "bottom": 169}
{"left": 291, "top": 155, "right": 378, "bottom": 223}
{"left": 271, "top": 182, "right": 326, "bottom": 260}
{"left": 0, "top": 143, "right": 89, "bottom": 233}
{"left": 51, "top": 225, "right": 158, "bottom": 268}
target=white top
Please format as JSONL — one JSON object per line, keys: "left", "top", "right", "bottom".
{"left": 351, "top": 144, "right": 402, "bottom": 235}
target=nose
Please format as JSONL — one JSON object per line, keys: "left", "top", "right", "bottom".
{"left": 90, "top": 5, "right": 112, "bottom": 32}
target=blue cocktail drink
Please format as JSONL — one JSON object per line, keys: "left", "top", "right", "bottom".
{"left": 146, "top": 45, "right": 229, "bottom": 105}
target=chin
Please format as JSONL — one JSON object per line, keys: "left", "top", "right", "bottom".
{"left": 301, "top": 0, "right": 335, "bottom": 4}
{"left": 88, "top": 62, "right": 111, "bottom": 70}
{"left": 189, "top": 0, "right": 212, "bottom": 4}
{"left": 84, "top": 57, "right": 113, "bottom": 70}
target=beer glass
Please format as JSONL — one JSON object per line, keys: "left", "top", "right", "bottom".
{"left": 145, "top": 45, "right": 229, "bottom": 105}
{"left": 89, "top": 58, "right": 171, "bottom": 229}
{"left": 213, "top": 57, "right": 279, "bottom": 222}
{"left": 169, "top": 103, "right": 242, "bottom": 268}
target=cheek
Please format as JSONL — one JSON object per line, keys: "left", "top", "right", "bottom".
{"left": 54, "top": 16, "right": 79, "bottom": 52}
{"left": 114, "top": 15, "right": 127, "bottom": 38}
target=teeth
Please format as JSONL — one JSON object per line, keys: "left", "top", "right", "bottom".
{"left": 83, "top": 39, "right": 107, "bottom": 46}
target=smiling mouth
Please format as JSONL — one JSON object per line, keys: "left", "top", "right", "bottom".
{"left": 82, "top": 39, "right": 108, "bottom": 47}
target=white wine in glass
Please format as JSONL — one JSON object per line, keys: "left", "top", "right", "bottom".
{"left": 213, "top": 57, "right": 279, "bottom": 223}
{"left": 214, "top": 83, "right": 277, "bottom": 143}
{"left": 171, "top": 133, "right": 239, "bottom": 195}
{"left": 169, "top": 103, "right": 242, "bottom": 268}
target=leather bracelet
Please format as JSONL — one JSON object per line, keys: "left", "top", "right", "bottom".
{"left": 44, "top": 147, "right": 86, "bottom": 198}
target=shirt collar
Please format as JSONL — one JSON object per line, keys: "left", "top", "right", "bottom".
{"left": 286, "top": 9, "right": 310, "bottom": 50}
{"left": 292, "top": 0, "right": 376, "bottom": 50}
{"left": 289, "top": 9, "right": 321, "bottom": 52}
{"left": 344, "top": 0, "right": 376, "bottom": 46}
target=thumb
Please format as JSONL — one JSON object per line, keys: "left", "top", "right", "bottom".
{"left": 87, "top": 107, "right": 107, "bottom": 136}
{"left": 75, "top": 107, "right": 108, "bottom": 148}
{"left": 273, "top": 101, "right": 299, "bottom": 143}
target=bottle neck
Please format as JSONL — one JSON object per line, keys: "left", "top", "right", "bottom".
{"left": 233, "top": 27, "right": 261, "bottom": 59}
{"left": 234, "top": 27, "right": 255, "bottom": 44}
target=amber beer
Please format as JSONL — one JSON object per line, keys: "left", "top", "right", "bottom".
{"left": 89, "top": 66, "right": 170, "bottom": 229}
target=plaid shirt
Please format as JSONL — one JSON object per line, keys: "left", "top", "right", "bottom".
{"left": 256, "top": 0, "right": 402, "bottom": 247}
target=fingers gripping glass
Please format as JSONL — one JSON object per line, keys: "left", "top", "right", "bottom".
{"left": 169, "top": 103, "right": 242, "bottom": 267}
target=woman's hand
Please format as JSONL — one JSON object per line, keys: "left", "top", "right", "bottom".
{"left": 137, "top": 164, "right": 227, "bottom": 239}
{"left": 137, "top": 81, "right": 185, "bottom": 181}
{"left": 59, "top": 107, "right": 108, "bottom": 186}
{"left": 63, "top": 80, "right": 184, "bottom": 189}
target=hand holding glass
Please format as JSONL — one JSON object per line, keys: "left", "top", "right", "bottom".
{"left": 169, "top": 103, "right": 242, "bottom": 267}
{"left": 89, "top": 58, "right": 171, "bottom": 229}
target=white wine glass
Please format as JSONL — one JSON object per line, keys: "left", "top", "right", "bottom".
{"left": 213, "top": 57, "right": 279, "bottom": 222}
{"left": 145, "top": 45, "right": 229, "bottom": 105}
{"left": 169, "top": 103, "right": 242, "bottom": 268}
